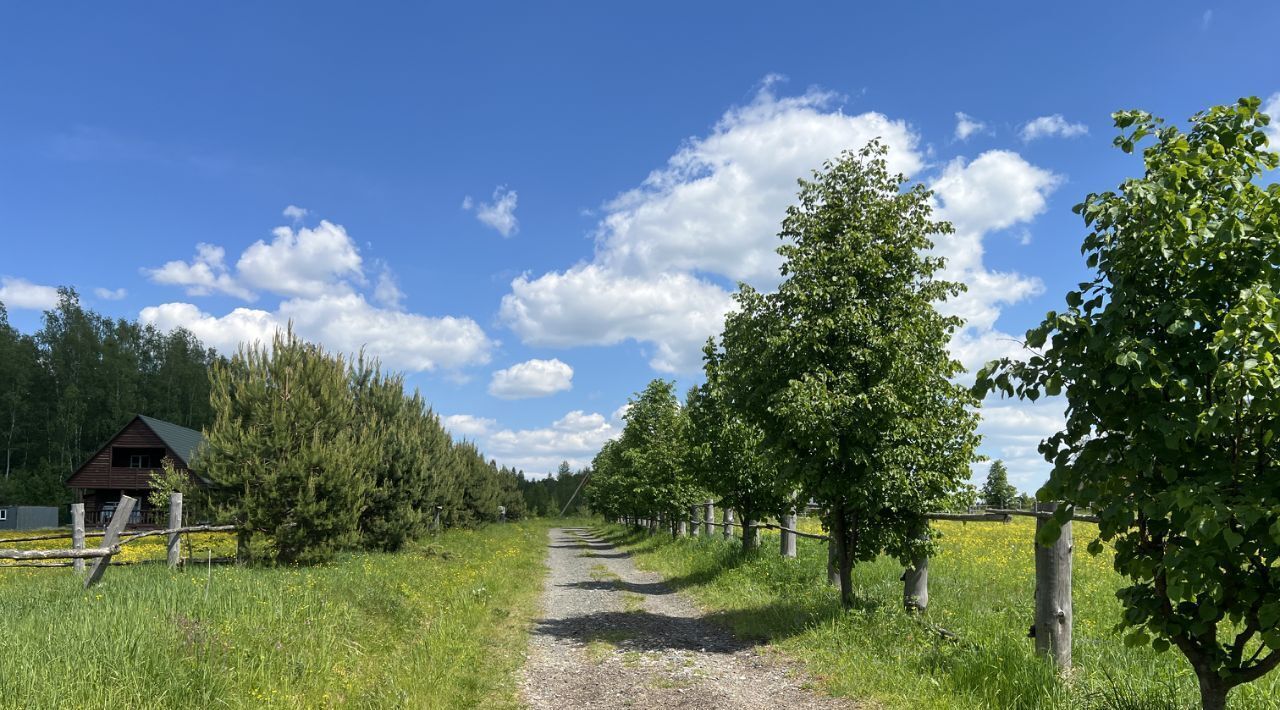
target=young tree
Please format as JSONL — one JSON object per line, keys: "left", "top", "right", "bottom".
{"left": 720, "top": 142, "right": 980, "bottom": 608}
{"left": 980, "top": 460, "right": 1017, "bottom": 509}
{"left": 687, "top": 342, "right": 788, "bottom": 550}
{"left": 618, "top": 379, "right": 700, "bottom": 530}
{"left": 975, "top": 98, "right": 1280, "bottom": 710}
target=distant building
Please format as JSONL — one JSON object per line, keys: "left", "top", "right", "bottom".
{"left": 0, "top": 505, "right": 58, "bottom": 531}
{"left": 65, "top": 415, "right": 207, "bottom": 526}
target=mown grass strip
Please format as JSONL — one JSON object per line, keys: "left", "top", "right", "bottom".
{"left": 0, "top": 520, "right": 554, "bottom": 709}
{"left": 600, "top": 519, "right": 1280, "bottom": 709}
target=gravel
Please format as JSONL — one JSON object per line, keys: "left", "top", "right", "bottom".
{"left": 519, "top": 527, "right": 859, "bottom": 709}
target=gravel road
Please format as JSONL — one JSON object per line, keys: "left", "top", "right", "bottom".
{"left": 519, "top": 527, "right": 858, "bottom": 709}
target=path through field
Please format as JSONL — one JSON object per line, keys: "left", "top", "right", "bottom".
{"left": 520, "top": 527, "right": 857, "bottom": 709}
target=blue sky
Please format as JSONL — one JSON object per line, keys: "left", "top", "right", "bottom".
{"left": 1, "top": 3, "right": 1277, "bottom": 488}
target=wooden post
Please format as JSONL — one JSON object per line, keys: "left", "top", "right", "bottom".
{"left": 703, "top": 500, "right": 714, "bottom": 538}
{"left": 689, "top": 506, "right": 699, "bottom": 537}
{"left": 827, "top": 537, "right": 839, "bottom": 585}
{"left": 780, "top": 511, "right": 797, "bottom": 558}
{"left": 677, "top": 519, "right": 687, "bottom": 536}
{"left": 722, "top": 508, "right": 733, "bottom": 540}
{"left": 1033, "top": 502, "right": 1072, "bottom": 671}
{"left": 84, "top": 495, "right": 136, "bottom": 589}
{"left": 71, "top": 503, "right": 85, "bottom": 574}
{"left": 167, "top": 492, "right": 183, "bottom": 569}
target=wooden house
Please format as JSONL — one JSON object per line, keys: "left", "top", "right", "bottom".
{"left": 65, "top": 415, "right": 207, "bottom": 526}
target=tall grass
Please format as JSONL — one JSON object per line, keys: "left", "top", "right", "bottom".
{"left": 600, "top": 518, "right": 1279, "bottom": 709}
{"left": 0, "top": 520, "right": 552, "bottom": 709}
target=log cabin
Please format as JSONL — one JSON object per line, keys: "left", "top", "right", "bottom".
{"left": 65, "top": 414, "right": 208, "bottom": 526}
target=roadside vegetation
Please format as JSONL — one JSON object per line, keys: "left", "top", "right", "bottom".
{"left": 601, "top": 519, "right": 1280, "bottom": 709}
{"left": 0, "top": 520, "right": 551, "bottom": 709}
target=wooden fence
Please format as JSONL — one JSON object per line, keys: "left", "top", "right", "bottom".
{"left": 0, "top": 492, "right": 234, "bottom": 588}
{"left": 625, "top": 499, "right": 1093, "bottom": 672}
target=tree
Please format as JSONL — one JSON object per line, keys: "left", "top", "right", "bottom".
{"left": 687, "top": 343, "right": 788, "bottom": 550}
{"left": 975, "top": 98, "right": 1280, "bottom": 710}
{"left": 720, "top": 142, "right": 980, "bottom": 608}
{"left": 980, "top": 460, "right": 1017, "bottom": 509}
{"left": 618, "top": 380, "right": 700, "bottom": 530}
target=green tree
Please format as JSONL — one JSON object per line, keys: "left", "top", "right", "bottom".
{"left": 721, "top": 142, "right": 980, "bottom": 608}
{"left": 980, "top": 460, "right": 1017, "bottom": 509}
{"left": 975, "top": 98, "right": 1280, "bottom": 710}
{"left": 201, "top": 327, "right": 374, "bottom": 564}
{"left": 687, "top": 343, "right": 788, "bottom": 550}
{"left": 619, "top": 380, "right": 700, "bottom": 531}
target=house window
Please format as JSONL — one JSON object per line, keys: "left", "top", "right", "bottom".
{"left": 0, "top": 509, "right": 7, "bottom": 522}
{"left": 111, "top": 447, "right": 166, "bottom": 469}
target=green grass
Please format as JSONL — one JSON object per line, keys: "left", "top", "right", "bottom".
{"left": 599, "top": 519, "right": 1280, "bottom": 710}
{"left": 0, "top": 520, "right": 556, "bottom": 709}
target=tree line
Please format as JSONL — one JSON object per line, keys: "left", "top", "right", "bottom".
{"left": 0, "top": 290, "right": 218, "bottom": 509}
{"left": 589, "top": 99, "right": 1280, "bottom": 709}
{"left": 516, "top": 461, "right": 591, "bottom": 517}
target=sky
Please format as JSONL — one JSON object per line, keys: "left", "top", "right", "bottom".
{"left": 1, "top": 3, "right": 1278, "bottom": 489}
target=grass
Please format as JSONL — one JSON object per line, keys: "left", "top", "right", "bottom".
{"left": 0, "top": 520, "right": 556, "bottom": 709}
{"left": 599, "top": 518, "right": 1280, "bottom": 710}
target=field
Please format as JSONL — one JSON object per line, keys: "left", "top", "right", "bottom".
{"left": 0, "top": 520, "right": 553, "bottom": 709}
{"left": 600, "top": 517, "right": 1280, "bottom": 710}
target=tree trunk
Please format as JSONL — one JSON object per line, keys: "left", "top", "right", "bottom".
{"left": 1197, "top": 670, "right": 1229, "bottom": 710}
{"left": 832, "top": 502, "right": 854, "bottom": 609}
{"left": 236, "top": 529, "right": 252, "bottom": 565}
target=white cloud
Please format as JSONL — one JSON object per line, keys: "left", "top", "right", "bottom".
{"left": 1019, "top": 114, "right": 1088, "bottom": 142}
{"left": 1201, "top": 9, "right": 1213, "bottom": 30}
{"left": 1263, "top": 93, "right": 1280, "bottom": 150}
{"left": 442, "top": 414, "right": 497, "bottom": 438}
{"left": 373, "top": 264, "right": 404, "bottom": 309}
{"left": 954, "top": 112, "right": 988, "bottom": 141}
{"left": 500, "top": 83, "right": 921, "bottom": 372}
{"left": 484, "top": 410, "right": 619, "bottom": 475}
{"left": 283, "top": 205, "right": 308, "bottom": 222}
{"left": 236, "top": 220, "right": 363, "bottom": 298}
{"left": 146, "top": 243, "right": 256, "bottom": 300}
{"left": 93, "top": 287, "right": 128, "bottom": 300}
{"left": 488, "top": 358, "right": 574, "bottom": 399}
{"left": 972, "top": 399, "right": 1067, "bottom": 493}
{"left": 0, "top": 277, "right": 60, "bottom": 310}
{"left": 140, "top": 294, "right": 493, "bottom": 372}
{"left": 502, "top": 264, "right": 735, "bottom": 372}
{"left": 931, "top": 150, "right": 1061, "bottom": 372}
{"left": 464, "top": 186, "right": 519, "bottom": 237}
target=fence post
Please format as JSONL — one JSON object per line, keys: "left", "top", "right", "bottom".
{"left": 722, "top": 508, "right": 733, "bottom": 540}
{"left": 688, "top": 506, "right": 698, "bottom": 537}
{"left": 168, "top": 492, "right": 183, "bottom": 569}
{"left": 827, "top": 537, "right": 839, "bottom": 585}
{"left": 903, "top": 533, "right": 929, "bottom": 612}
{"left": 780, "top": 510, "right": 797, "bottom": 558}
{"left": 84, "top": 495, "right": 137, "bottom": 589}
{"left": 703, "top": 500, "right": 714, "bottom": 538}
{"left": 1033, "top": 502, "right": 1072, "bottom": 671}
{"left": 71, "top": 503, "right": 85, "bottom": 574}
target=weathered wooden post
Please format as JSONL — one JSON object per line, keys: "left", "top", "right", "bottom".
{"left": 689, "top": 506, "right": 699, "bottom": 537}
{"left": 703, "top": 500, "right": 714, "bottom": 538}
{"left": 85, "top": 495, "right": 137, "bottom": 589}
{"left": 903, "top": 534, "right": 929, "bottom": 612}
{"left": 722, "top": 508, "right": 733, "bottom": 540}
{"left": 1033, "top": 502, "right": 1072, "bottom": 671}
{"left": 827, "top": 537, "right": 839, "bottom": 585}
{"left": 780, "top": 509, "right": 797, "bottom": 558}
{"left": 167, "top": 491, "right": 183, "bottom": 569}
{"left": 71, "top": 503, "right": 86, "bottom": 574}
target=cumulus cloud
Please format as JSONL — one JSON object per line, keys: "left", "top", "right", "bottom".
{"left": 442, "top": 414, "right": 497, "bottom": 438}
{"left": 146, "top": 243, "right": 256, "bottom": 300}
{"left": 236, "top": 221, "right": 363, "bottom": 298}
{"left": 283, "top": 205, "right": 308, "bottom": 222}
{"left": 972, "top": 400, "right": 1067, "bottom": 493}
{"left": 464, "top": 186, "right": 519, "bottom": 237}
{"left": 373, "top": 264, "right": 405, "bottom": 310}
{"left": 488, "top": 358, "right": 574, "bottom": 399}
{"left": 484, "top": 410, "right": 619, "bottom": 475}
{"left": 93, "top": 287, "right": 128, "bottom": 300}
{"left": 500, "top": 82, "right": 921, "bottom": 372}
{"left": 0, "top": 277, "right": 60, "bottom": 310}
{"left": 1019, "top": 114, "right": 1088, "bottom": 141}
{"left": 954, "top": 112, "right": 988, "bottom": 141}
{"left": 140, "top": 294, "right": 492, "bottom": 372}
{"left": 1263, "top": 93, "right": 1280, "bottom": 150}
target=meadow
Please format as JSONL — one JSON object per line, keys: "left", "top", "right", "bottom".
{"left": 600, "top": 517, "right": 1280, "bottom": 710}
{"left": 0, "top": 520, "right": 553, "bottom": 709}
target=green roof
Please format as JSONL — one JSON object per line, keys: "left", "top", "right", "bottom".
{"left": 137, "top": 415, "right": 206, "bottom": 467}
